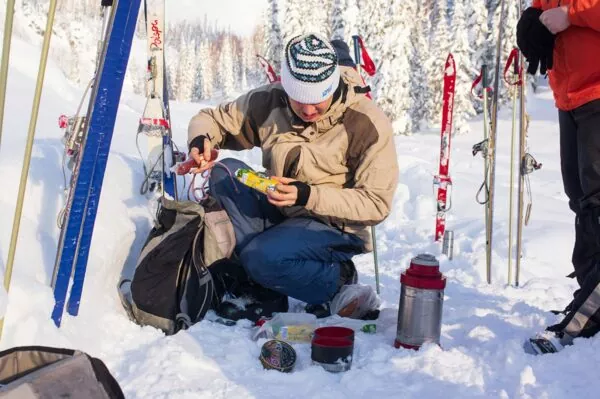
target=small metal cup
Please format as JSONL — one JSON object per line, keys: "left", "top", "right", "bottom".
{"left": 442, "top": 230, "right": 454, "bottom": 260}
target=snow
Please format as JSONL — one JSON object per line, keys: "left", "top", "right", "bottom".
{"left": 0, "top": 19, "right": 598, "bottom": 399}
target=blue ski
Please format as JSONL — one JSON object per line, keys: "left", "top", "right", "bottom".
{"left": 52, "top": 0, "right": 142, "bottom": 326}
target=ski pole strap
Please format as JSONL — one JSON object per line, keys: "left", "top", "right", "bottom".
{"left": 354, "top": 36, "right": 376, "bottom": 76}
{"left": 471, "top": 72, "right": 492, "bottom": 100}
{"left": 256, "top": 54, "right": 280, "bottom": 83}
{"left": 503, "top": 48, "right": 522, "bottom": 86}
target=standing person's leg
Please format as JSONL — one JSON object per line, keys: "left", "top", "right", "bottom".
{"left": 558, "top": 109, "right": 594, "bottom": 287}
{"left": 239, "top": 217, "right": 364, "bottom": 306}
{"left": 572, "top": 100, "right": 600, "bottom": 285}
{"left": 208, "top": 158, "right": 285, "bottom": 255}
{"left": 545, "top": 101, "right": 600, "bottom": 343}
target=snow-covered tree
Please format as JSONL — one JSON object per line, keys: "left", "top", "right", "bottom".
{"left": 217, "top": 36, "right": 236, "bottom": 98}
{"left": 344, "top": 0, "right": 361, "bottom": 43}
{"left": 282, "top": 0, "right": 304, "bottom": 42}
{"left": 449, "top": 0, "right": 475, "bottom": 135}
{"left": 468, "top": 0, "right": 489, "bottom": 113}
{"left": 409, "top": 0, "right": 431, "bottom": 130}
{"left": 330, "top": 0, "right": 347, "bottom": 40}
{"left": 423, "top": 0, "right": 451, "bottom": 127}
{"left": 375, "top": 0, "right": 415, "bottom": 135}
{"left": 307, "top": 0, "right": 331, "bottom": 38}
{"left": 175, "top": 38, "right": 197, "bottom": 102}
{"left": 197, "top": 40, "right": 214, "bottom": 100}
{"left": 265, "top": 0, "right": 284, "bottom": 72}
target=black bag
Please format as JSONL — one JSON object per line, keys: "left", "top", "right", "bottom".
{"left": 0, "top": 346, "right": 124, "bottom": 398}
{"left": 122, "top": 196, "right": 236, "bottom": 335}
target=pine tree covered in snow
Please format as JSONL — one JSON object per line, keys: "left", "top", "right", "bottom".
{"left": 343, "top": 0, "right": 361, "bottom": 44}
{"left": 408, "top": 1, "right": 431, "bottom": 131}
{"left": 504, "top": 1, "right": 520, "bottom": 63}
{"left": 175, "top": 38, "right": 197, "bottom": 102}
{"left": 218, "top": 36, "right": 236, "bottom": 98}
{"left": 283, "top": 0, "right": 304, "bottom": 43}
{"left": 450, "top": 0, "right": 475, "bottom": 135}
{"left": 197, "top": 40, "right": 214, "bottom": 100}
{"left": 424, "top": 0, "right": 451, "bottom": 128}
{"left": 468, "top": 0, "right": 489, "bottom": 113}
{"left": 307, "top": 0, "right": 331, "bottom": 37}
{"left": 330, "top": 0, "right": 347, "bottom": 40}
{"left": 265, "top": 0, "right": 284, "bottom": 72}
{"left": 374, "top": 0, "right": 414, "bottom": 134}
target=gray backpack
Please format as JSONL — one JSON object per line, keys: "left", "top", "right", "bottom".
{"left": 119, "top": 196, "right": 236, "bottom": 335}
{"left": 0, "top": 346, "right": 124, "bottom": 398}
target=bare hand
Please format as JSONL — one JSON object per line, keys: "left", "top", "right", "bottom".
{"left": 267, "top": 176, "right": 298, "bottom": 207}
{"left": 189, "top": 137, "right": 215, "bottom": 173}
{"left": 540, "top": 6, "right": 570, "bottom": 34}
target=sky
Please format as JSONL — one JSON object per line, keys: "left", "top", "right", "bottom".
{"left": 166, "top": 0, "right": 269, "bottom": 37}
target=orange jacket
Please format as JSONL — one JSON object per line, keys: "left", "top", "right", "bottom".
{"left": 532, "top": 0, "right": 600, "bottom": 110}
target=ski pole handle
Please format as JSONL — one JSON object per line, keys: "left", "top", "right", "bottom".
{"left": 174, "top": 149, "right": 219, "bottom": 175}
{"left": 482, "top": 64, "right": 489, "bottom": 89}
{"left": 352, "top": 35, "right": 361, "bottom": 67}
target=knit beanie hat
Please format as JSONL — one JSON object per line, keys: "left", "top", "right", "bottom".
{"left": 280, "top": 33, "right": 340, "bottom": 104}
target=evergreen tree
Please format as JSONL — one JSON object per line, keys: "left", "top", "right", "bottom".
{"left": 409, "top": 0, "right": 430, "bottom": 130}
{"left": 175, "top": 38, "right": 197, "bottom": 102}
{"left": 197, "top": 40, "right": 214, "bottom": 100}
{"left": 308, "top": 0, "right": 331, "bottom": 37}
{"left": 265, "top": 0, "right": 284, "bottom": 72}
{"left": 283, "top": 0, "right": 304, "bottom": 42}
{"left": 450, "top": 0, "right": 475, "bottom": 135}
{"left": 218, "top": 36, "right": 235, "bottom": 98}
{"left": 468, "top": 0, "right": 489, "bottom": 113}
{"left": 423, "top": 0, "right": 450, "bottom": 127}
{"left": 330, "top": 0, "right": 347, "bottom": 40}
{"left": 375, "top": 0, "right": 414, "bottom": 135}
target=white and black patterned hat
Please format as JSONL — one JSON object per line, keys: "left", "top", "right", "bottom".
{"left": 281, "top": 33, "right": 340, "bottom": 104}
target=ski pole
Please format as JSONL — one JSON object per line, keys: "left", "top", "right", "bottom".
{"left": 0, "top": 0, "right": 16, "bottom": 151}
{"left": 352, "top": 34, "right": 380, "bottom": 294}
{"left": 505, "top": 49, "right": 521, "bottom": 286}
{"left": 0, "top": 0, "right": 58, "bottom": 341}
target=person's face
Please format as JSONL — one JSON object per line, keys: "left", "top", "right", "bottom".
{"left": 288, "top": 96, "right": 334, "bottom": 123}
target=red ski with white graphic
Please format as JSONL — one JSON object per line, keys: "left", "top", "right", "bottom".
{"left": 434, "top": 53, "right": 456, "bottom": 242}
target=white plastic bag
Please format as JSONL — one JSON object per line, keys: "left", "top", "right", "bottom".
{"left": 330, "top": 284, "right": 381, "bottom": 319}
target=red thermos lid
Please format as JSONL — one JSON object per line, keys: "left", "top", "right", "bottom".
{"left": 400, "top": 253, "right": 446, "bottom": 290}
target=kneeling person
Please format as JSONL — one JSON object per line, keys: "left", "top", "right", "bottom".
{"left": 187, "top": 33, "right": 399, "bottom": 319}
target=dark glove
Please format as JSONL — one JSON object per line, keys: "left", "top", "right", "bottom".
{"left": 517, "top": 7, "right": 556, "bottom": 75}
{"left": 189, "top": 135, "right": 208, "bottom": 153}
{"left": 289, "top": 181, "right": 311, "bottom": 207}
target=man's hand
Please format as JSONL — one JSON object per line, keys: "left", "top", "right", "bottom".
{"left": 189, "top": 137, "right": 215, "bottom": 173}
{"left": 540, "top": 6, "right": 570, "bottom": 34}
{"left": 267, "top": 176, "right": 299, "bottom": 207}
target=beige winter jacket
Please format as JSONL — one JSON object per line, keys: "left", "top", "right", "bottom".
{"left": 188, "top": 66, "right": 399, "bottom": 252}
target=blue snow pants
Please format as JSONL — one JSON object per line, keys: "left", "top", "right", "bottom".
{"left": 208, "top": 158, "right": 363, "bottom": 304}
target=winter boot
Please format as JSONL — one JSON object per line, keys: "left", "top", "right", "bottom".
{"left": 524, "top": 331, "right": 572, "bottom": 355}
{"left": 305, "top": 259, "right": 357, "bottom": 318}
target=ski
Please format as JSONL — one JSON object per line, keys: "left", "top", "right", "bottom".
{"left": 55, "top": 3, "right": 112, "bottom": 235}
{"left": 137, "top": 0, "right": 179, "bottom": 200}
{"left": 51, "top": 0, "right": 141, "bottom": 326}
{"left": 471, "top": 0, "right": 508, "bottom": 284}
{"left": 434, "top": 53, "right": 456, "bottom": 247}
{"left": 515, "top": 0, "right": 541, "bottom": 287}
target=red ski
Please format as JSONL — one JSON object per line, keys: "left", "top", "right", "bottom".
{"left": 434, "top": 53, "right": 456, "bottom": 242}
